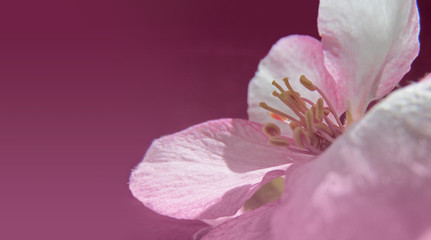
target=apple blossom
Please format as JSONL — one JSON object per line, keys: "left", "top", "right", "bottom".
{"left": 130, "top": 0, "right": 423, "bottom": 239}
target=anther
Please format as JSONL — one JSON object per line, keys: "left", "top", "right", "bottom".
{"left": 271, "top": 81, "right": 285, "bottom": 93}
{"left": 300, "top": 75, "right": 316, "bottom": 91}
{"left": 299, "top": 75, "right": 342, "bottom": 127}
{"left": 282, "top": 77, "right": 295, "bottom": 93}
{"left": 305, "top": 109, "right": 316, "bottom": 132}
{"left": 263, "top": 123, "right": 281, "bottom": 138}
{"left": 268, "top": 136, "right": 291, "bottom": 147}
{"left": 293, "top": 127, "right": 310, "bottom": 149}
{"left": 283, "top": 78, "right": 307, "bottom": 112}
{"left": 315, "top": 98, "right": 324, "bottom": 122}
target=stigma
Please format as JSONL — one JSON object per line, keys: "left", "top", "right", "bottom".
{"left": 259, "top": 75, "right": 344, "bottom": 155}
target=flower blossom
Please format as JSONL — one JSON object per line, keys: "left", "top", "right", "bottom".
{"left": 130, "top": 0, "right": 429, "bottom": 239}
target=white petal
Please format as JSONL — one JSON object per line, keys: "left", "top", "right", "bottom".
{"left": 130, "top": 119, "right": 312, "bottom": 220}
{"left": 318, "top": 0, "right": 420, "bottom": 119}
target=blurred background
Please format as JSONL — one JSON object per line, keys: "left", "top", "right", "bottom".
{"left": 0, "top": 1, "right": 430, "bottom": 239}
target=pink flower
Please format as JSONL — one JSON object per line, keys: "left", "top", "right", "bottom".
{"left": 130, "top": 0, "right": 427, "bottom": 239}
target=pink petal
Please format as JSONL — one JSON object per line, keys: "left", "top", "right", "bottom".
{"left": 420, "top": 73, "right": 431, "bottom": 83}
{"left": 318, "top": 0, "right": 420, "bottom": 120}
{"left": 247, "top": 35, "right": 345, "bottom": 136}
{"left": 418, "top": 229, "right": 431, "bottom": 240}
{"left": 272, "top": 80, "right": 431, "bottom": 240}
{"left": 130, "top": 119, "right": 312, "bottom": 220}
{"left": 201, "top": 202, "right": 279, "bottom": 240}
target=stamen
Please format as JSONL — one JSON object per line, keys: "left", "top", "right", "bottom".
{"left": 323, "top": 115, "right": 339, "bottom": 137}
{"left": 286, "top": 91, "right": 307, "bottom": 113}
{"left": 289, "top": 122, "right": 301, "bottom": 130}
{"left": 249, "top": 74, "right": 349, "bottom": 212}
{"left": 315, "top": 124, "right": 335, "bottom": 143}
{"left": 273, "top": 91, "right": 305, "bottom": 120}
{"left": 300, "top": 75, "right": 342, "bottom": 127}
{"left": 315, "top": 98, "right": 324, "bottom": 122}
{"left": 271, "top": 80, "right": 285, "bottom": 93}
{"left": 323, "top": 116, "right": 344, "bottom": 138}
{"left": 284, "top": 78, "right": 307, "bottom": 111}
{"left": 270, "top": 112, "right": 287, "bottom": 122}
{"left": 282, "top": 77, "right": 295, "bottom": 93}
{"left": 259, "top": 75, "right": 345, "bottom": 155}
{"left": 301, "top": 97, "right": 314, "bottom": 106}
{"left": 305, "top": 130, "right": 320, "bottom": 149}
{"left": 259, "top": 102, "right": 302, "bottom": 125}
{"left": 268, "top": 136, "right": 291, "bottom": 147}
{"left": 293, "top": 127, "right": 309, "bottom": 149}
{"left": 293, "top": 128, "right": 321, "bottom": 154}
{"left": 263, "top": 123, "right": 281, "bottom": 138}
{"left": 315, "top": 123, "right": 333, "bottom": 137}
{"left": 299, "top": 75, "right": 316, "bottom": 91}
{"left": 305, "top": 109, "right": 316, "bottom": 133}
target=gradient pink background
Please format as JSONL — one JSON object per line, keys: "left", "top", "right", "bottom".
{"left": 1, "top": 1, "right": 430, "bottom": 239}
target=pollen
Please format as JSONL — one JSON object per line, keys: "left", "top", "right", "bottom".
{"left": 263, "top": 123, "right": 281, "bottom": 137}
{"left": 300, "top": 75, "right": 316, "bottom": 91}
{"left": 259, "top": 75, "right": 345, "bottom": 155}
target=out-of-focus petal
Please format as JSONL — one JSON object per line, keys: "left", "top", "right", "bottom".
{"left": 130, "top": 119, "right": 312, "bottom": 220}
{"left": 418, "top": 229, "right": 431, "bottom": 240}
{"left": 202, "top": 201, "right": 279, "bottom": 240}
{"left": 318, "top": 0, "right": 420, "bottom": 120}
{"left": 247, "top": 35, "right": 345, "bottom": 135}
{"left": 272, "top": 80, "right": 431, "bottom": 240}
{"left": 420, "top": 73, "right": 431, "bottom": 83}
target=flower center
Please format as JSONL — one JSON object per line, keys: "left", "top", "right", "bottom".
{"left": 243, "top": 76, "right": 345, "bottom": 212}
{"left": 259, "top": 75, "right": 345, "bottom": 155}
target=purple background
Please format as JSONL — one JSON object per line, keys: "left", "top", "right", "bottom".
{"left": 1, "top": 1, "right": 430, "bottom": 239}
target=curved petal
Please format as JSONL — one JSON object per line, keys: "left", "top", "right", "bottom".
{"left": 272, "top": 80, "right": 431, "bottom": 240}
{"left": 130, "top": 119, "right": 312, "bottom": 220}
{"left": 202, "top": 201, "right": 279, "bottom": 240}
{"left": 318, "top": 0, "right": 420, "bottom": 120}
{"left": 247, "top": 35, "right": 345, "bottom": 136}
